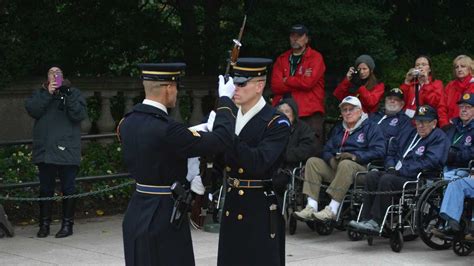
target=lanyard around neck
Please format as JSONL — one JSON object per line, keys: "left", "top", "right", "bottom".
{"left": 403, "top": 133, "right": 421, "bottom": 158}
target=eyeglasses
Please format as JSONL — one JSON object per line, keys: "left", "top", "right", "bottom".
{"left": 234, "top": 79, "right": 265, "bottom": 87}
{"left": 415, "top": 63, "right": 429, "bottom": 67}
{"left": 340, "top": 107, "right": 358, "bottom": 114}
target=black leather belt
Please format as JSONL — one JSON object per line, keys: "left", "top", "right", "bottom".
{"left": 227, "top": 177, "right": 272, "bottom": 189}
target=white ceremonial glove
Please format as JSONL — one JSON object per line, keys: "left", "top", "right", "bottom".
{"left": 186, "top": 157, "right": 200, "bottom": 182}
{"left": 206, "top": 111, "right": 216, "bottom": 132}
{"left": 218, "top": 75, "right": 235, "bottom": 98}
{"left": 189, "top": 123, "right": 208, "bottom": 132}
{"left": 191, "top": 176, "right": 205, "bottom": 195}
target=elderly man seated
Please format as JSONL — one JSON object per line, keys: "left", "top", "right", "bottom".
{"left": 369, "top": 88, "right": 412, "bottom": 143}
{"left": 350, "top": 105, "right": 450, "bottom": 232}
{"left": 294, "top": 96, "right": 385, "bottom": 222}
{"left": 431, "top": 93, "right": 474, "bottom": 239}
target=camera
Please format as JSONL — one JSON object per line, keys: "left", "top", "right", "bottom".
{"left": 411, "top": 69, "right": 421, "bottom": 77}
{"left": 351, "top": 68, "right": 359, "bottom": 80}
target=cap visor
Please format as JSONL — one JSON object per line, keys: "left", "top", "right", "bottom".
{"left": 233, "top": 76, "right": 251, "bottom": 84}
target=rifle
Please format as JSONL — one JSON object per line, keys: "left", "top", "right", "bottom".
{"left": 224, "top": 15, "right": 247, "bottom": 80}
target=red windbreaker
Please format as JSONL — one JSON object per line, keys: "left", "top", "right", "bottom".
{"left": 399, "top": 77, "right": 449, "bottom": 127}
{"left": 445, "top": 75, "right": 474, "bottom": 120}
{"left": 333, "top": 78, "right": 385, "bottom": 113}
{"left": 271, "top": 46, "right": 326, "bottom": 117}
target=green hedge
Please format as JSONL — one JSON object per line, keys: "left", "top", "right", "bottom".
{"left": 0, "top": 141, "right": 131, "bottom": 223}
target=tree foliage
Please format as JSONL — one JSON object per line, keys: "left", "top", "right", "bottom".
{"left": 0, "top": 0, "right": 472, "bottom": 88}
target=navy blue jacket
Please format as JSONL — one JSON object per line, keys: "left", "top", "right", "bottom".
{"left": 386, "top": 126, "right": 450, "bottom": 178}
{"left": 369, "top": 110, "right": 412, "bottom": 142}
{"left": 322, "top": 118, "right": 385, "bottom": 165}
{"left": 445, "top": 118, "right": 474, "bottom": 167}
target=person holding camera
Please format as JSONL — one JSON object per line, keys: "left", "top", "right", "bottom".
{"left": 333, "top": 54, "right": 385, "bottom": 113}
{"left": 445, "top": 55, "right": 474, "bottom": 122}
{"left": 399, "top": 55, "right": 449, "bottom": 127}
{"left": 294, "top": 96, "right": 385, "bottom": 223}
{"left": 25, "top": 66, "right": 87, "bottom": 238}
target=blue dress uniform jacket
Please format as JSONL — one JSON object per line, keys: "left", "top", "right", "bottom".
{"left": 386, "top": 127, "right": 450, "bottom": 178}
{"left": 322, "top": 119, "right": 385, "bottom": 164}
{"left": 369, "top": 110, "right": 412, "bottom": 143}
{"left": 217, "top": 104, "right": 290, "bottom": 266}
{"left": 445, "top": 118, "right": 474, "bottom": 167}
{"left": 119, "top": 97, "right": 235, "bottom": 266}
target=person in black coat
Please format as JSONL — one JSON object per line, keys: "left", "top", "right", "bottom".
{"left": 217, "top": 58, "right": 291, "bottom": 266}
{"left": 119, "top": 63, "right": 236, "bottom": 266}
{"left": 25, "top": 66, "right": 87, "bottom": 238}
{"left": 272, "top": 97, "right": 314, "bottom": 195}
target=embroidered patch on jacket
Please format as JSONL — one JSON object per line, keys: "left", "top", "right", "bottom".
{"left": 389, "top": 118, "right": 398, "bottom": 126}
{"left": 465, "top": 136, "right": 472, "bottom": 146}
{"left": 415, "top": 146, "right": 425, "bottom": 155}
{"left": 188, "top": 129, "right": 201, "bottom": 137}
{"left": 278, "top": 119, "right": 291, "bottom": 127}
{"left": 356, "top": 133, "right": 365, "bottom": 143}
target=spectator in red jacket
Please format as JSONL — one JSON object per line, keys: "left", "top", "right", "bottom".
{"left": 400, "top": 55, "right": 449, "bottom": 127}
{"left": 333, "top": 54, "right": 385, "bottom": 113}
{"left": 445, "top": 55, "right": 474, "bottom": 121}
{"left": 271, "top": 24, "right": 326, "bottom": 154}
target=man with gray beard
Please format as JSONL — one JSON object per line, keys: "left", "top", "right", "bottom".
{"left": 369, "top": 88, "right": 412, "bottom": 144}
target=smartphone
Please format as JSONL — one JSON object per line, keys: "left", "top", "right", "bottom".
{"left": 54, "top": 72, "right": 63, "bottom": 88}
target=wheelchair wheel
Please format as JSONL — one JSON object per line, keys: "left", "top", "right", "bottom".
{"left": 289, "top": 215, "right": 297, "bottom": 235}
{"left": 453, "top": 240, "right": 473, "bottom": 256}
{"left": 416, "top": 180, "right": 452, "bottom": 250}
{"left": 315, "top": 222, "right": 334, "bottom": 235}
{"left": 347, "top": 229, "right": 364, "bottom": 241}
{"left": 390, "top": 230, "right": 404, "bottom": 252}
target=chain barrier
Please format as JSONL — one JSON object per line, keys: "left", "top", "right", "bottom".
{"left": 0, "top": 181, "right": 135, "bottom": 201}
{"left": 279, "top": 168, "right": 459, "bottom": 196}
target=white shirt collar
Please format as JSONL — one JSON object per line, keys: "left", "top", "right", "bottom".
{"left": 142, "top": 99, "right": 168, "bottom": 114}
{"left": 235, "top": 96, "right": 267, "bottom": 136}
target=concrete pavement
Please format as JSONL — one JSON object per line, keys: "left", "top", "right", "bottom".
{"left": 0, "top": 214, "right": 472, "bottom": 265}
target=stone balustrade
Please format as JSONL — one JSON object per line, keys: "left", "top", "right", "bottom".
{"left": 0, "top": 76, "right": 218, "bottom": 141}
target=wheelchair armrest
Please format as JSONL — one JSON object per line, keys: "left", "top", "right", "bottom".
{"left": 417, "top": 169, "right": 443, "bottom": 181}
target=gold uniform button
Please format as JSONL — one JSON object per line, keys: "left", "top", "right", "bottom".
{"left": 225, "top": 166, "right": 231, "bottom": 172}
{"left": 225, "top": 211, "right": 229, "bottom": 217}
{"left": 227, "top": 187, "right": 232, "bottom": 192}
{"left": 238, "top": 190, "right": 244, "bottom": 196}
{"left": 238, "top": 168, "right": 244, "bottom": 174}
{"left": 237, "top": 214, "right": 243, "bottom": 220}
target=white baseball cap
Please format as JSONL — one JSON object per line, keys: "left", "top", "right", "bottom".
{"left": 338, "top": 96, "right": 362, "bottom": 108}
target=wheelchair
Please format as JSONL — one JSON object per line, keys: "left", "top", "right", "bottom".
{"left": 348, "top": 169, "right": 443, "bottom": 252}
{"left": 281, "top": 163, "right": 322, "bottom": 235}
{"left": 416, "top": 169, "right": 474, "bottom": 256}
{"left": 284, "top": 160, "right": 382, "bottom": 237}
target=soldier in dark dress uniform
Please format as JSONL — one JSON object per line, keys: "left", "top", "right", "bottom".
{"left": 118, "top": 63, "right": 236, "bottom": 266}
{"left": 217, "top": 58, "right": 291, "bottom": 266}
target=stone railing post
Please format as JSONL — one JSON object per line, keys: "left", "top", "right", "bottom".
{"left": 170, "top": 90, "right": 184, "bottom": 123}
{"left": 96, "top": 91, "right": 116, "bottom": 133}
{"left": 81, "top": 90, "right": 94, "bottom": 134}
{"left": 189, "top": 89, "right": 207, "bottom": 126}
{"left": 124, "top": 91, "right": 140, "bottom": 114}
